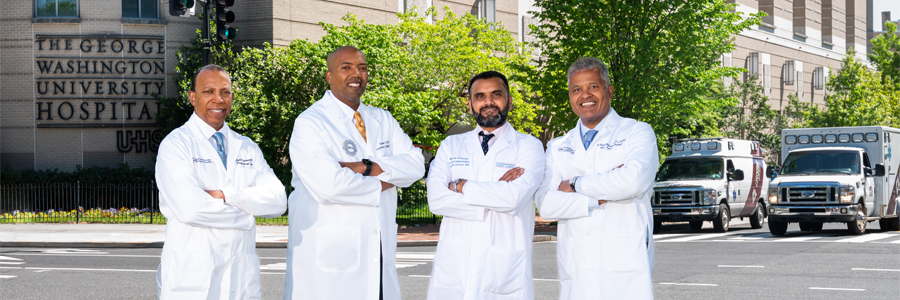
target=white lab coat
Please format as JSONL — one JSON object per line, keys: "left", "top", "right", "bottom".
{"left": 426, "top": 122, "right": 545, "bottom": 300}
{"left": 155, "top": 113, "right": 287, "bottom": 300}
{"left": 535, "top": 109, "right": 659, "bottom": 300}
{"left": 284, "top": 91, "right": 425, "bottom": 300}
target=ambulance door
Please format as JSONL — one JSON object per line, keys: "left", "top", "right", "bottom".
{"left": 726, "top": 159, "right": 746, "bottom": 214}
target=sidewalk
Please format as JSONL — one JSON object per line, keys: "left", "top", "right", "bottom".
{"left": 0, "top": 217, "right": 558, "bottom": 248}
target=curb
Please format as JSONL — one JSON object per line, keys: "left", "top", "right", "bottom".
{"left": 2, "top": 235, "right": 557, "bottom": 249}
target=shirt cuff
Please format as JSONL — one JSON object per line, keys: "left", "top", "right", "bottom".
{"left": 371, "top": 158, "right": 392, "bottom": 182}
{"left": 575, "top": 176, "right": 586, "bottom": 195}
{"left": 587, "top": 198, "right": 602, "bottom": 213}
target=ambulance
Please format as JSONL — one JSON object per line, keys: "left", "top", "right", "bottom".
{"left": 766, "top": 126, "right": 900, "bottom": 235}
{"left": 652, "top": 138, "right": 768, "bottom": 233}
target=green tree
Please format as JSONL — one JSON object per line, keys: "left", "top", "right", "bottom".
{"left": 869, "top": 21, "right": 900, "bottom": 88}
{"left": 527, "top": 0, "right": 762, "bottom": 152}
{"left": 788, "top": 51, "right": 900, "bottom": 128}
{"left": 159, "top": 9, "right": 540, "bottom": 183}
{"left": 719, "top": 76, "right": 785, "bottom": 164}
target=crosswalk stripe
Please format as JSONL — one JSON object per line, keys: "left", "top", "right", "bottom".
{"left": 652, "top": 234, "right": 688, "bottom": 240}
{"left": 835, "top": 233, "right": 898, "bottom": 243}
{"left": 656, "top": 232, "right": 741, "bottom": 242}
{"left": 0, "top": 256, "right": 23, "bottom": 261}
{"left": 772, "top": 234, "right": 836, "bottom": 242}
{"left": 0, "top": 275, "right": 17, "bottom": 279}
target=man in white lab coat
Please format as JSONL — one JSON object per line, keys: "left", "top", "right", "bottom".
{"left": 155, "top": 64, "right": 288, "bottom": 299}
{"left": 284, "top": 46, "right": 425, "bottom": 300}
{"left": 535, "top": 57, "right": 659, "bottom": 300}
{"left": 426, "top": 71, "right": 545, "bottom": 300}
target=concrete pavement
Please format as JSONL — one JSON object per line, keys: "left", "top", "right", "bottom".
{"left": 0, "top": 217, "right": 558, "bottom": 248}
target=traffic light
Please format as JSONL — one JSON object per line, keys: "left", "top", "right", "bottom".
{"left": 168, "top": 0, "right": 194, "bottom": 17}
{"left": 215, "top": 0, "right": 236, "bottom": 42}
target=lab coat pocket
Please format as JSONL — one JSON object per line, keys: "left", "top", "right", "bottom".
{"left": 481, "top": 246, "right": 526, "bottom": 296}
{"left": 596, "top": 232, "right": 648, "bottom": 273}
{"left": 160, "top": 251, "right": 213, "bottom": 298}
{"left": 432, "top": 239, "right": 466, "bottom": 289}
{"left": 316, "top": 227, "right": 361, "bottom": 272}
{"left": 234, "top": 253, "right": 262, "bottom": 300}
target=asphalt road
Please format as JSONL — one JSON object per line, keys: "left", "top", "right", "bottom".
{"left": 1, "top": 221, "right": 898, "bottom": 300}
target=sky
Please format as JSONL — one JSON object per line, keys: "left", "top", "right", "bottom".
{"left": 872, "top": 0, "right": 900, "bottom": 31}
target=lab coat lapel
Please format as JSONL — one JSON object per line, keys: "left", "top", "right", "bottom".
{"left": 358, "top": 104, "right": 381, "bottom": 150}
{"left": 322, "top": 95, "right": 367, "bottom": 159}
{"left": 185, "top": 116, "right": 228, "bottom": 174}
{"left": 564, "top": 126, "right": 588, "bottom": 178}
{"left": 225, "top": 127, "right": 243, "bottom": 174}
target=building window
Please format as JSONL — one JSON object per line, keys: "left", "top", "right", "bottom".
{"left": 478, "top": 0, "right": 496, "bottom": 23}
{"left": 122, "top": 0, "right": 158, "bottom": 19}
{"left": 35, "top": 0, "right": 78, "bottom": 17}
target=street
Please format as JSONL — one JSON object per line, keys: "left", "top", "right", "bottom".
{"left": 1, "top": 222, "right": 898, "bottom": 300}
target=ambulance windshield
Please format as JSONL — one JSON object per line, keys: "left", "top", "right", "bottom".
{"left": 656, "top": 158, "right": 724, "bottom": 181}
{"left": 780, "top": 150, "right": 860, "bottom": 175}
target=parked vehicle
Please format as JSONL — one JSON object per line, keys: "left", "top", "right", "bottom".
{"left": 652, "top": 138, "right": 768, "bottom": 233}
{"left": 766, "top": 126, "right": 900, "bottom": 235}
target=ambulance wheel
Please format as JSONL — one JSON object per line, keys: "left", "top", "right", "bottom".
{"left": 689, "top": 221, "right": 704, "bottom": 231}
{"left": 879, "top": 217, "right": 900, "bottom": 231}
{"left": 749, "top": 203, "right": 765, "bottom": 229}
{"left": 846, "top": 203, "right": 866, "bottom": 235}
{"left": 653, "top": 219, "right": 662, "bottom": 234}
{"left": 768, "top": 220, "right": 788, "bottom": 236}
{"left": 713, "top": 204, "right": 730, "bottom": 232}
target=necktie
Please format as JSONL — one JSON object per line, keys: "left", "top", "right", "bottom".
{"left": 583, "top": 129, "right": 598, "bottom": 150}
{"left": 478, "top": 132, "right": 494, "bottom": 155}
{"left": 353, "top": 111, "right": 367, "bottom": 142}
{"left": 213, "top": 132, "right": 227, "bottom": 169}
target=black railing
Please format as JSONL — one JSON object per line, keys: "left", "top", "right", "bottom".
{"left": 0, "top": 181, "right": 437, "bottom": 225}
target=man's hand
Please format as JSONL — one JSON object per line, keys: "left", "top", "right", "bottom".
{"left": 499, "top": 167, "right": 524, "bottom": 182}
{"left": 558, "top": 180, "right": 574, "bottom": 193}
{"left": 205, "top": 190, "right": 226, "bottom": 202}
{"left": 338, "top": 161, "right": 385, "bottom": 176}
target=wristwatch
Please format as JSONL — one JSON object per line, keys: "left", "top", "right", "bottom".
{"left": 570, "top": 176, "right": 579, "bottom": 192}
{"left": 362, "top": 159, "right": 373, "bottom": 176}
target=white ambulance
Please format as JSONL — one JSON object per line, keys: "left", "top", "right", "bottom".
{"left": 766, "top": 126, "right": 900, "bottom": 235}
{"left": 652, "top": 138, "right": 768, "bottom": 233}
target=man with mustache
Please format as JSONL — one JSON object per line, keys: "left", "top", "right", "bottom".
{"left": 284, "top": 46, "right": 425, "bottom": 300}
{"left": 535, "top": 57, "right": 659, "bottom": 299}
{"left": 155, "top": 64, "right": 287, "bottom": 299}
{"left": 425, "top": 71, "right": 545, "bottom": 300}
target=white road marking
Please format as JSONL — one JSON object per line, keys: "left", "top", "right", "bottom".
{"left": 718, "top": 265, "right": 764, "bottom": 268}
{"left": 0, "top": 262, "right": 25, "bottom": 265}
{"left": 852, "top": 268, "right": 900, "bottom": 272}
{"left": 41, "top": 249, "right": 108, "bottom": 255}
{"left": 34, "top": 270, "right": 49, "bottom": 273}
{"left": 408, "top": 275, "right": 430, "bottom": 278}
{"left": 261, "top": 272, "right": 285, "bottom": 275}
{"left": 659, "top": 282, "right": 718, "bottom": 286}
{"left": 772, "top": 234, "right": 835, "bottom": 242}
{"left": 0, "top": 266, "right": 155, "bottom": 272}
{"left": 260, "top": 262, "right": 285, "bottom": 271}
{"left": 835, "top": 233, "right": 898, "bottom": 243}
{"left": 651, "top": 234, "right": 688, "bottom": 240}
{"left": 0, "top": 275, "right": 17, "bottom": 279}
{"left": 890, "top": 239, "right": 900, "bottom": 244}
{"left": 809, "top": 287, "right": 865, "bottom": 291}
{"left": 533, "top": 278, "right": 559, "bottom": 282}
{"left": 727, "top": 233, "right": 772, "bottom": 240}
{"left": 396, "top": 252, "right": 435, "bottom": 269}
{"left": 656, "top": 232, "right": 740, "bottom": 242}
{"left": 0, "top": 256, "right": 23, "bottom": 261}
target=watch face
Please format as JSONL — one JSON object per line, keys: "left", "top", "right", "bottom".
{"left": 362, "top": 159, "right": 372, "bottom": 165}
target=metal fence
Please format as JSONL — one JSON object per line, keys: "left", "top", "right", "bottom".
{"left": 0, "top": 181, "right": 437, "bottom": 225}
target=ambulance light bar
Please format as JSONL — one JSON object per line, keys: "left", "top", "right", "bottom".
{"left": 674, "top": 143, "right": 684, "bottom": 151}
{"left": 785, "top": 132, "right": 880, "bottom": 144}
{"left": 707, "top": 141, "right": 719, "bottom": 150}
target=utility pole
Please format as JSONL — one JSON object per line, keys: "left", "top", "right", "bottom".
{"left": 202, "top": 1, "right": 210, "bottom": 65}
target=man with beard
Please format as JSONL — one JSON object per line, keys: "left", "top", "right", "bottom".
{"left": 425, "top": 71, "right": 545, "bottom": 300}
{"left": 284, "top": 46, "right": 425, "bottom": 300}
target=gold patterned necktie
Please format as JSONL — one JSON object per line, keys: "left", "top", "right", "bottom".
{"left": 353, "top": 111, "right": 367, "bottom": 142}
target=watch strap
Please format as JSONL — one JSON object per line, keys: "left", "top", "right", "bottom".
{"left": 362, "top": 159, "right": 373, "bottom": 176}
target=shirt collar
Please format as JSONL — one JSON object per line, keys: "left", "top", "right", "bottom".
{"left": 189, "top": 112, "right": 229, "bottom": 140}
{"left": 475, "top": 121, "right": 509, "bottom": 141}
{"left": 578, "top": 108, "right": 614, "bottom": 138}
{"left": 326, "top": 90, "right": 364, "bottom": 118}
